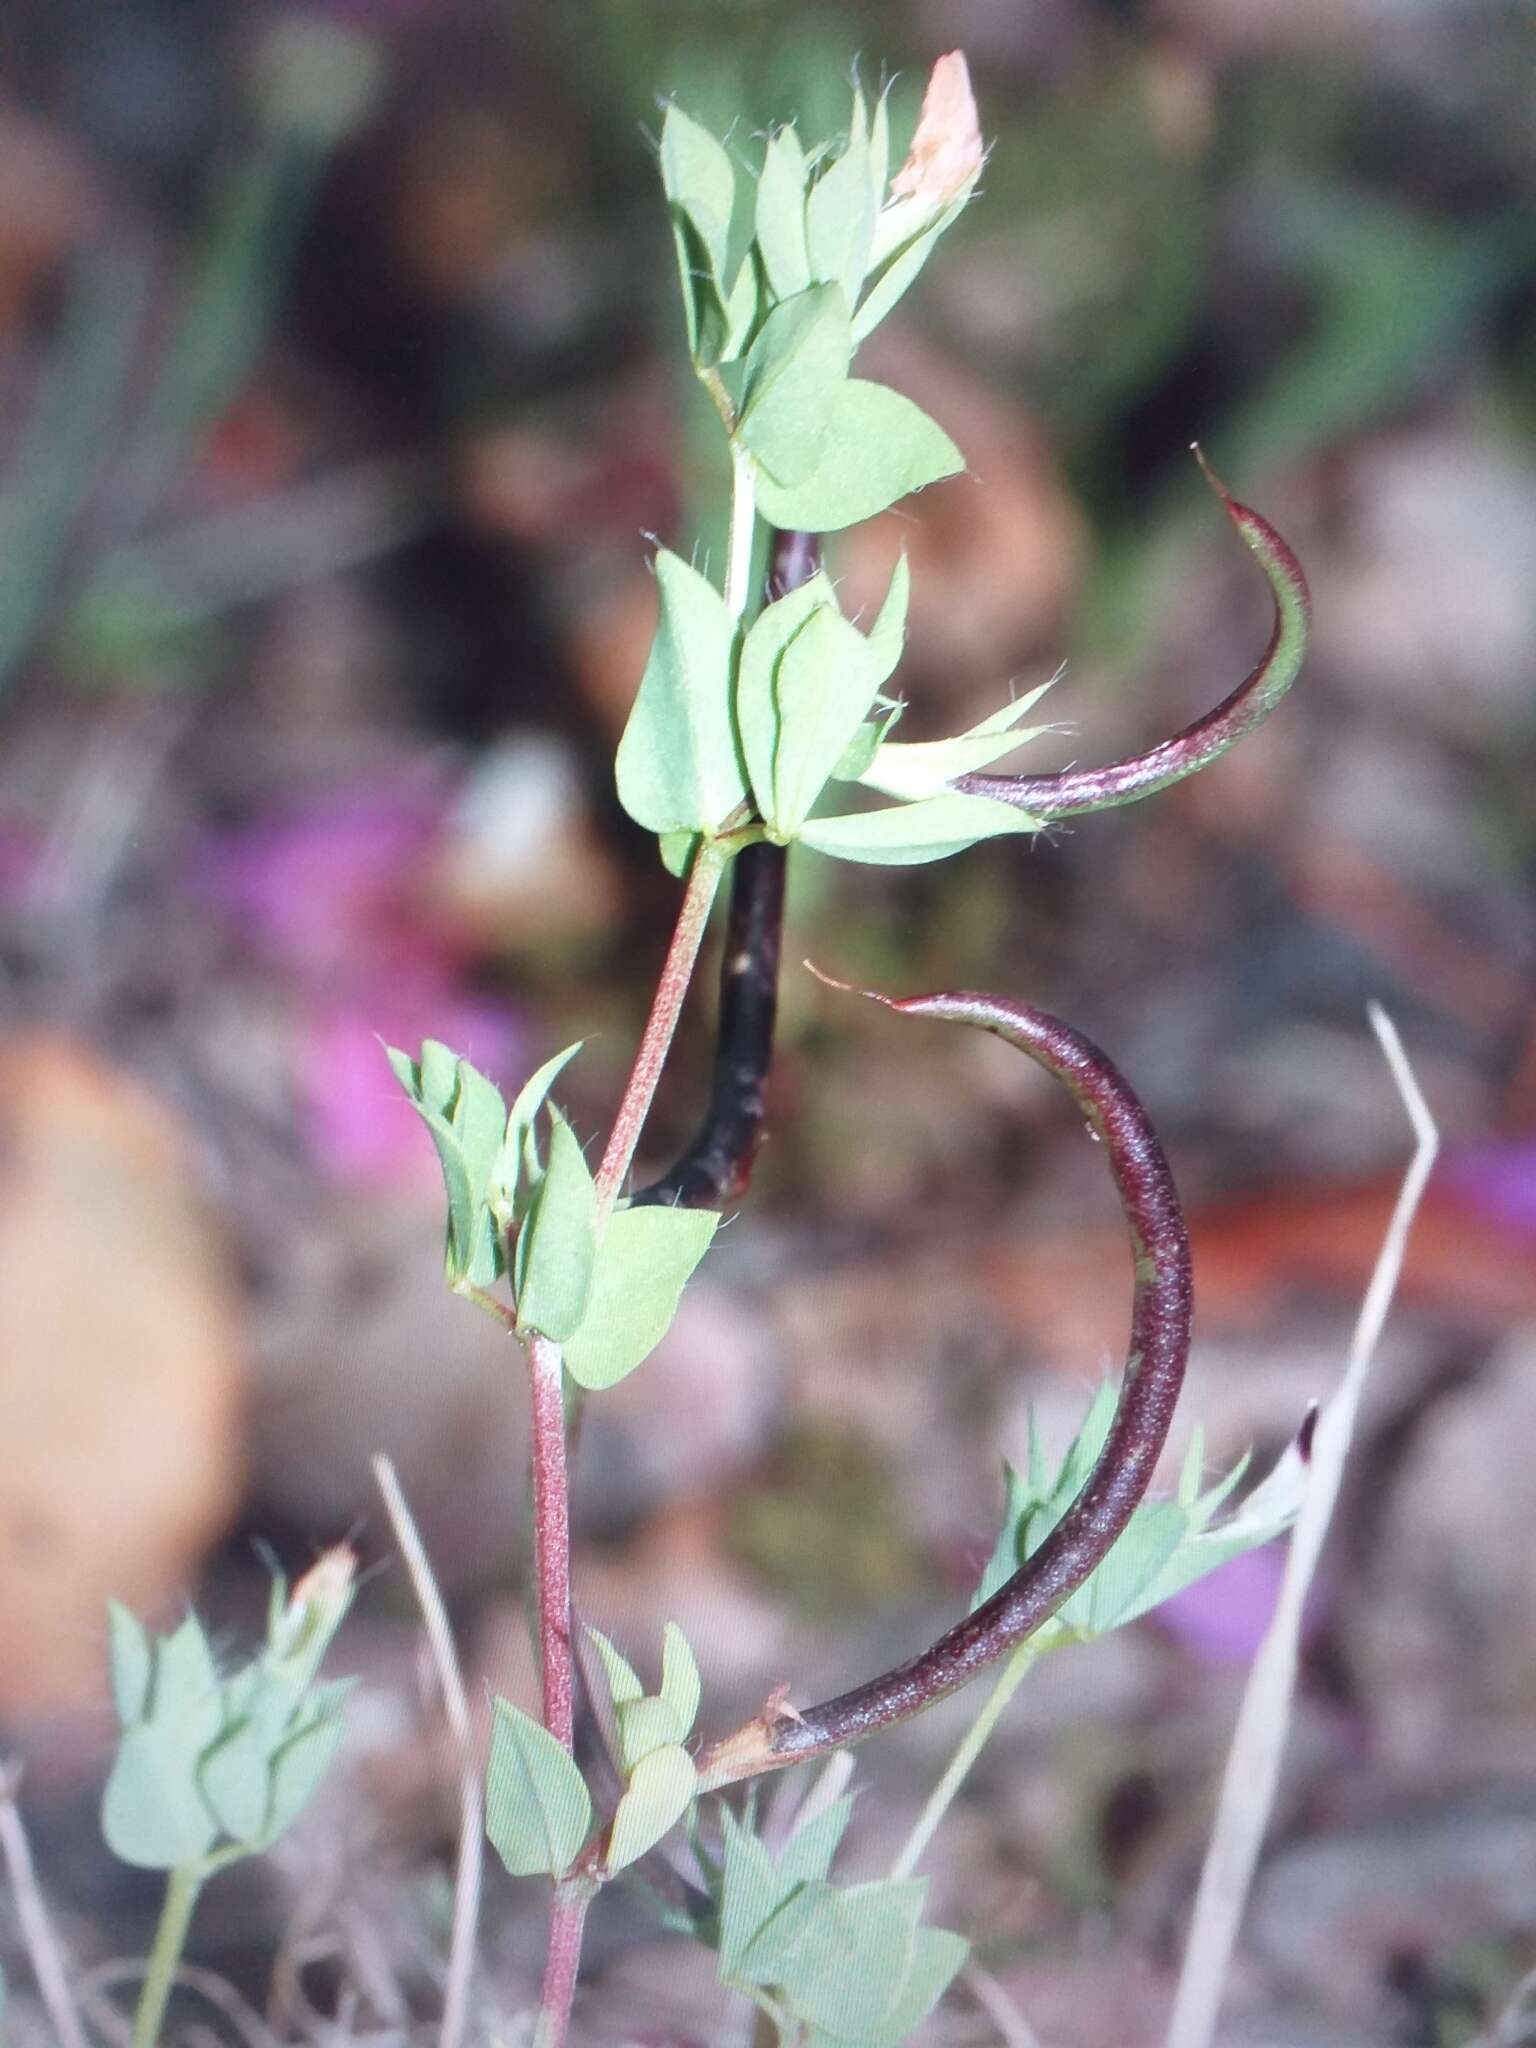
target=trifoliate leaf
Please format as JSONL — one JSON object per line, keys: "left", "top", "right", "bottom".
{"left": 561, "top": 1203, "right": 718, "bottom": 1390}
{"left": 513, "top": 1110, "right": 597, "bottom": 1343}
{"left": 658, "top": 1622, "right": 701, "bottom": 1739}
{"left": 605, "top": 1743, "right": 696, "bottom": 1873}
{"left": 855, "top": 680, "right": 1056, "bottom": 801}
{"left": 616, "top": 549, "right": 747, "bottom": 838}
{"left": 750, "top": 379, "right": 963, "bottom": 532}
{"left": 755, "top": 126, "right": 811, "bottom": 302}
{"left": 102, "top": 1721, "right": 219, "bottom": 1870}
{"left": 485, "top": 1699, "right": 592, "bottom": 1880}
{"left": 735, "top": 284, "right": 852, "bottom": 488}
{"left": 798, "top": 789, "right": 1038, "bottom": 866}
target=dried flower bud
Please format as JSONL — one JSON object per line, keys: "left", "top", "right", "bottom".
{"left": 889, "top": 52, "right": 984, "bottom": 216}
{"left": 270, "top": 1544, "right": 357, "bottom": 1676}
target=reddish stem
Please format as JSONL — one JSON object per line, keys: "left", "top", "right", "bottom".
{"left": 533, "top": 1876, "right": 596, "bottom": 2048}
{"left": 593, "top": 839, "right": 727, "bottom": 1221}
{"left": 527, "top": 1333, "right": 575, "bottom": 1750}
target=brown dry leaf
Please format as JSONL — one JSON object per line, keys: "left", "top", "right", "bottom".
{"left": 0, "top": 1034, "right": 244, "bottom": 1714}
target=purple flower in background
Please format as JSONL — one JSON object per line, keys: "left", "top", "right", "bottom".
{"left": 1437, "top": 1139, "right": 1536, "bottom": 1240}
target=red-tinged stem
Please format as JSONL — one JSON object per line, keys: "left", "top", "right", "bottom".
{"left": 526, "top": 1332, "right": 576, "bottom": 1750}
{"left": 533, "top": 1875, "right": 597, "bottom": 2048}
{"left": 696, "top": 987, "right": 1193, "bottom": 1791}
{"left": 955, "top": 451, "right": 1310, "bottom": 819}
{"left": 593, "top": 838, "right": 729, "bottom": 1223}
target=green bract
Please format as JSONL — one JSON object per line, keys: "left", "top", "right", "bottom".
{"left": 584, "top": 1623, "right": 703, "bottom": 1873}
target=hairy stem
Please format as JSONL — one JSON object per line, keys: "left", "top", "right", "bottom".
{"left": 955, "top": 455, "right": 1309, "bottom": 818}
{"left": 527, "top": 1333, "right": 576, "bottom": 1749}
{"left": 131, "top": 1864, "right": 204, "bottom": 2048}
{"left": 697, "top": 988, "right": 1192, "bottom": 1790}
{"left": 888, "top": 1641, "right": 1040, "bottom": 1880}
{"left": 592, "top": 838, "right": 729, "bottom": 1221}
{"left": 533, "top": 1875, "right": 598, "bottom": 2048}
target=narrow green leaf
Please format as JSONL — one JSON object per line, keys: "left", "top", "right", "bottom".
{"left": 605, "top": 1743, "right": 696, "bottom": 1873}
{"left": 970, "top": 1462, "right": 1034, "bottom": 1612}
{"left": 769, "top": 604, "right": 878, "bottom": 837}
{"left": 798, "top": 789, "right": 1038, "bottom": 866}
{"left": 615, "top": 548, "right": 746, "bottom": 837}
{"left": 106, "top": 1601, "right": 152, "bottom": 1726}
{"left": 151, "top": 1616, "right": 223, "bottom": 1754}
{"left": 805, "top": 94, "right": 875, "bottom": 307}
{"left": 659, "top": 104, "right": 736, "bottom": 278}
{"left": 777, "top": 1793, "right": 853, "bottom": 1886}
{"left": 562, "top": 1204, "right": 719, "bottom": 1391}
{"left": 840, "top": 1925, "right": 969, "bottom": 2047}
{"left": 750, "top": 380, "right": 963, "bottom": 532}
{"left": 493, "top": 1040, "right": 586, "bottom": 1226}
{"left": 658, "top": 1622, "right": 701, "bottom": 1739}
{"left": 197, "top": 1718, "right": 272, "bottom": 1843}
{"left": 855, "top": 682, "right": 1055, "bottom": 801}
{"left": 615, "top": 1695, "right": 686, "bottom": 1772}
{"left": 514, "top": 1111, "right": 597, "bottom": 1342}
{"left": 736, "top": 285, "right": 852, "bottom": 488}
{"left": 755, "top": 127, "right": 810, "bottom": 301}
{"left": 863, "top": 553, "right": 909, "bottom": 687}
{"left": 264, "top": 1711, "right": 345, "bottom": 1842}
{"left": 718, "top": 1805, "right": 791, "bottom": 1978}
{"left": 734, "top": 572, "right": 836, "bottom": 824}
{"left": 387, "top": 1042, "right": 508, "bottom": 1288}
{"left": 102, "top": 1722, "right": 218, "bottom": 1870}
{"left": 485, "top": 1699, "right": 592, "bottom": 1879}
{"left": 586, "top": 1627, "right": 644, "bottom": 1711}
{"left": 854, "top": 192, "right": 971, "bottom": 344}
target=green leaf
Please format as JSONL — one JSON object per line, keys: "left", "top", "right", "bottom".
{"left": 658, "top": 1622, "right": 701, "bottom": 1739}
{"left": 817, "top": 1925, "right": 969, "bottom": 2047}
{"left": 485, "top": 1699, "right": 593, "bottom": 1879}
{"left": 102, "top": 1721, "right": 218, "bottom": 1870}
{"left": 659, "top": 104, "right": 736, "bottom": 279}
{"left": 775, "top": 1878, "right": 926, "bottom": 2036}
{"left": 971, "top": 1462, "right": 1034, "bottom": 1612}
{"left": 755, "top": 127, "right": 810, "bottom": 300}
{"left": 150, "top": 1616, "right": 223, "bottom": 1754}
{"left": 614, "top": 1695, "right": 686, "bottom": 1772}
{"left": 658, "top": 830, "right": 699, "bottom": 878}
{"left": 387, "top": 1042, "right": 508, "bottom": 1288}
{"left": 492, "top": 1040, "right": 586, "bottom": 1227}
{"left": 854, "top": 191, "right": 972, "bottom": 344}
{"left": 586, "top": 1627, "right": 644, "bottom": 1712}
{"left": 264, "top": 1711, "right": 345, "bottom": 1842}
{"left": 514, "top": 1111, "right": 597, "bottom": 1342}
{"left": 718, "top": 1805, "right": 790, "bottom": 1979}
{"left": 605, "top": 1743, "right": 696, "bottom": 1873}
{"left": 107, "top": 1601, "right": 152, "bottom": 1725}
{"left": 799, "top": 789, "right": 1038, "bottom": 866}
{"left": 750, "top": 380, "right": 964, "bottom": 532}
{"left": 197, "top": 1717, "right": 273, "bottom": 1843}
{"left": 769, "top": 604, "right": 878, "bottom": 838}
{"left": 736, "top": 285, "right": 852, "bottom": 488}
{"left": 805, "top": 92, "right": 876, "bottom": 308}
{"left": 735, "top": 572, "right": 836, "bottom": 823}
{"left": 855, "top": 681, "right": 1055, "bottom": 801}
{"left": 864, "top": 553, "right": 909, "bottom": 688}
{"left": 615, "top": 548, "right": 746, "bottom": 838}
{"left": 777, "top": 1793, "right": 853, "bottom": 1887}
{"left": 562, "top": 1204, "right": 719, "bottom": 1391}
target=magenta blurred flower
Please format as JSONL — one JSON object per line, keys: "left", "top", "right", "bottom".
{"left": 1437, "top": 1139, "right": 1536, "bottom": 1240}
{"left": 1153, "top": 1543, "right": 1310, "bottom": 1666}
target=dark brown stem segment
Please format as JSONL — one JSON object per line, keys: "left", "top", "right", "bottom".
{"left": 696, "top": 988, "right": 1193, "bottom": 1790}
{"left": 629, "top": 529, "right": 813, "bottom": 1210}
{"left": 954, "top": 451, "right": 1310, "bottom": 819}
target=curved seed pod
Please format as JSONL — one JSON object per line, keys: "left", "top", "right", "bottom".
{"left": 697, "top": 987, "right": 1193, "bottom": 1789}
{"left": 954, "top": 452, "right": 1310, "bottom": 819}
{"left": 630, "top": 529, "right": 810, "bottom": 1210}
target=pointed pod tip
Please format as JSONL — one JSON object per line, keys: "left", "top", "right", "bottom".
{"left": 1191, "top": 441, "right": 1238, "bottom": 511}
{"left": 802, "top": 958, "right": 894, "bottom": 1008}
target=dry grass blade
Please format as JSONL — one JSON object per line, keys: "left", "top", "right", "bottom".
{"left": 1165, "top": 1004, "right": 1439, "bottom": 2048}
{"left": 0, "top": 1761, "right": 90, "bottom": 2048}
{"left": 372, "top": 1454, "right": 483, "bottom": 2048}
